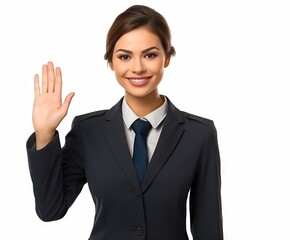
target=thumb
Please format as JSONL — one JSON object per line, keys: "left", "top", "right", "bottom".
{"left": 62, "top": 92, "right": 75, "bottom": 114}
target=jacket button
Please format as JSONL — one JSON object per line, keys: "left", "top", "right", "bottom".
{"left": 136, "top": 227, "right": 144, "bottom": 236}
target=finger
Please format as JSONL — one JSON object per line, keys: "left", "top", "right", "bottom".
{"left": 34, "top": 74, "right": 40, "bottom": 97}
{"left": 41, "top": 64, "right": 48, "bottom": 94}
{"left": 55, "top": 67, "right": 62, "bottom": 95}
{"left": 62, "top": 92, "right": 75, "bottom": 114}
{"left": 47, "top": 61, "right": 55, "bottom": 92}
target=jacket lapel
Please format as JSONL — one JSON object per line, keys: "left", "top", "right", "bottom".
{"left": 142, "top": 99, "right": 185, "bottom": 193}
{"left": 103, "top": 98, "right": 140, "bottom": 189}
{"left": 103, "top": 97, "right": 185, "bottom": 192}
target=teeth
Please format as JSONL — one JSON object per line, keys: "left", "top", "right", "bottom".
{"left": 130, "top": 79, "right": 146, "bottom": 83}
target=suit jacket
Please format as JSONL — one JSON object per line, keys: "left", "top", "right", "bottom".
{"left": 26, "top": 97, "right": 223, "bottom": 240}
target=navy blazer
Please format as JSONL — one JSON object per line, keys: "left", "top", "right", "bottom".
{"left": 26, "top": 97, "right": 223, "bottom": 240}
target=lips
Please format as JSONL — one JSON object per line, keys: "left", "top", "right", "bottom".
{"left": 127, "top": 77, "right": 150, "bottom": 86}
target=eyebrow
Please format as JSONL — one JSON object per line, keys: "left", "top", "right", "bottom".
{"left": 115, "top": 47, "right": 161, "bottom": 54}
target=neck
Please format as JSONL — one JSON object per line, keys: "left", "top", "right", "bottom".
{"left": 125, "top": 93, "right": 164, "bottom": 117}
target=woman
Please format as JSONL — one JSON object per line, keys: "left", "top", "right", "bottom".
{"left": 27, "top": 4, "right": 223, "bottom": 240}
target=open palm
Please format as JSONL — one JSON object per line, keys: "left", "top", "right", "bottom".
{"left": 33, "top": 61, "right": 74, "bottom": 148}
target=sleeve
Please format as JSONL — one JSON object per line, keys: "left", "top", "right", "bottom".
{"left": 190, "top": 121, "right": 224, "bottom": 239}
{"left": 26, "top": 117, "right": 86, "bottom": 222}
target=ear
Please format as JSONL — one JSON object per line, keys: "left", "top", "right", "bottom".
{"left": 109, "top": 61, "right": 114, "bottom": 70}
{"left": 164, "top": 56, "right": 171, "bottom": 68}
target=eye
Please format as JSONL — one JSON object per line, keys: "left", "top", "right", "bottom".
{"left": 144, "top": 53, "right": 157, "bottom": 59}
{"left": 118, "top": 55, "right": 131, "bottom": 60}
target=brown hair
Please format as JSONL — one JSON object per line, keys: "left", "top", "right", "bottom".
{"left": 104, "top": 5, "right": 176, "bottom": 63}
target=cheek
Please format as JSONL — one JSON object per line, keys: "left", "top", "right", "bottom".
{"left": 112, "top": 64, "right": 126, "bottom": 76}
{"left": 149, "top": 61, "right": 165, "bottom": 74}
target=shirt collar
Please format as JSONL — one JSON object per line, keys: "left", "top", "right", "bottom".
{"left": 122, "top": 96, "right": 168, "bottom": 129}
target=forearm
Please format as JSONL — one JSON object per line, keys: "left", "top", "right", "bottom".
{"left": 27, "top": 132, "right": 69, "bottom": 221}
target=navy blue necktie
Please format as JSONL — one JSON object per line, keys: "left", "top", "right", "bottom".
{"left": 131, "top": 119, "right": 152, "bottom": 184}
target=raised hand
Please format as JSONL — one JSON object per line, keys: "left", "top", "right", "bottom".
{"left": 33, "top": 61, "right": 74, "bottom": 149}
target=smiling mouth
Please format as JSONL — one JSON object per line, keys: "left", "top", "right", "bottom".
{"left": 127, "top": 77, "right": 150, "bottom": 86}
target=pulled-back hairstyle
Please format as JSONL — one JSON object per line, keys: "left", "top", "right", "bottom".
{"left": 104, "top": 5, "right": 176, "bottom": 63}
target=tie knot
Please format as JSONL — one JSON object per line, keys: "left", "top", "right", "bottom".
{"left": 131, "top": 119, "right": 152, "bottom": 135}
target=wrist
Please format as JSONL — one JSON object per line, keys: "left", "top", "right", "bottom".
{"left": 35, "top": 130, "right": 56, "bottom": 150}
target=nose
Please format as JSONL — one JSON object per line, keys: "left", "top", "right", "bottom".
{"left": 131, "top": 58, "right": 145, "bottom": 74}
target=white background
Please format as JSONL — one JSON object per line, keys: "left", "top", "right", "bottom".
{"left": 0, "top": 0, "right": 289, "bottom": 239}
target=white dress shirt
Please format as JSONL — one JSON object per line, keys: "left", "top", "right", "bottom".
{"left": 122, "top": 96, "right": 168, "bottom": 162}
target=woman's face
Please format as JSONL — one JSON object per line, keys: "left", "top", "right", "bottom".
{"left": 109, "top": 27, "right": 170, "bottom": 101}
